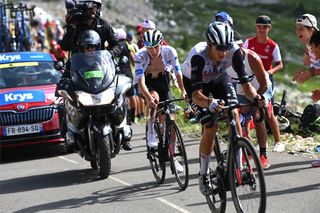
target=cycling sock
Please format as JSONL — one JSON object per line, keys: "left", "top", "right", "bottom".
{"left": 260, "top": 148, "right": 267, "bottom": 156}
{"left": 199, "top": 154, "right": 211, "bottom": 176}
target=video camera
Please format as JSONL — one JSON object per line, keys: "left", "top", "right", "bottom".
{"left": 65, "top": 0, "right": 100, "bottom": 24}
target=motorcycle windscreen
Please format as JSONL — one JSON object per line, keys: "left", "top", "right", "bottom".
{"left": 70, "top": 50, "right": 115, "bottom": 93}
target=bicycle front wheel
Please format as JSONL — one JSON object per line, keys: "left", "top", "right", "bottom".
{"left": 168, "top": 121, "right": 189, "bottom": 190}
{"left": 228, "top": 137, "right": 266, "bottom": 213}
{"left": 146, "top": 121, "right": 166, "bottom": 184}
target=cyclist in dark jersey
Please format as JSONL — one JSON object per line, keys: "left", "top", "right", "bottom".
{"left": 182, "top": 21, "right": 263, "bottom": 195}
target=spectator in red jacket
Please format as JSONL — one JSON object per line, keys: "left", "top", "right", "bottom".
{"left": 49, "top": 40, "right": 67, "bottom": 63}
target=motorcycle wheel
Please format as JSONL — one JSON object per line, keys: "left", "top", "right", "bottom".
{"left": 93, "top": 135, "right": 111, "bottom": 179}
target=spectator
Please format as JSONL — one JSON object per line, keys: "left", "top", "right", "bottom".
{"left": 298, "top": 29, "right": 320, "bottom": 167}
{"left": 244, "top": 15, "right": 285, "bottom": 152}
{"left": 49, "top": 40, "right": 67, "bottom": 63}
{"left": 137, "top": 19, "right": 168, "bottom": 49}
{"left": 293, "top": 14, "right": 320, "bottom": 83}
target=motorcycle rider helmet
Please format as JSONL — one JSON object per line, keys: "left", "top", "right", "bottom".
{"left": 206, "top": 21, "right": 234, "bottom": 51}
{"left": 143, "top": 29, "right": 163, "bottom": 48}
{"left": 78, "top": 30, "right": 101, "bottom": 51}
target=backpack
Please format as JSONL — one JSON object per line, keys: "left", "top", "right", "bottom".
{"left": 300, "top": 104, "right": 320, "bottom": 132}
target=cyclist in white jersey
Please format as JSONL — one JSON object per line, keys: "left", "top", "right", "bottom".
{"left": 135, "top": 29, "right": 187, "bottom": 150}
{"left": 182, "top": 21, "right": 263, "bottom": 195}
{"left": 226, "top": 31, "right": 272, "bottom": 169}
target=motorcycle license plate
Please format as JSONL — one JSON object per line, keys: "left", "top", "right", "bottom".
{"left": 4, "top": 124, "right": 43, "bottom": 136}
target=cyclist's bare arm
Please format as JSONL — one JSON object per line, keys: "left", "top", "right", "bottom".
{"left": 175, "top": 72, "right": 187, "bottom": 98}
{"left": 241, "top": 82, "right": 260, "bottom": 102}
{"left": 247, "top": 51, "right": 269, "bottom": 95}
{"left": 191, "top": 89, "right": 211, "bottom": 108}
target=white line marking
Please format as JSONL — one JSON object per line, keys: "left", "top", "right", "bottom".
{"left": 58, "top": 155, "right": 190, "bottom": 212}
{"left": 109, "top": 176, "right": 132, "bottom": 186}
{"left": 58, "top": 156, "right": 79, "bottom": 164}
{"left": 156, "top": 197, "right": 191, "bottom": 213}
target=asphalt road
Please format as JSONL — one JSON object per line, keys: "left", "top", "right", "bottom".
{"left": 0, "top": 123, "right": 319, "bottom": 213}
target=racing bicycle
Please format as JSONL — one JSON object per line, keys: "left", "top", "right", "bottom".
{"left": 146, "top": 98, "right": 189, "bottom": 190}
{"left": 205, "top": 102, "right": 266, "bottom": 213}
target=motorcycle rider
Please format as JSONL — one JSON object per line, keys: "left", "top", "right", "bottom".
{"left": 60, "top": 0, "right": 121, "bottom": 77}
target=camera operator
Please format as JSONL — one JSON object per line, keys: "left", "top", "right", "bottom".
{"left": 60, "top": 0, "right": 121, "bottom": 62}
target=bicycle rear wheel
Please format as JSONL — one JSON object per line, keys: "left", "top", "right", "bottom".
{"left": 228, "top": 137, "right": 266, "bottom": 213}
{"left": 146, "top": 121, "right": 166, "bottom": 184}
{"left": 206, "top": 136, "right": 227, "bottom": 213}
{"left": 168, "top": 121, "right": 189, "bottom": 190}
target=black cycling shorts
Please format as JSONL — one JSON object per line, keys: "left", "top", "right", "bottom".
{"left": 191, "top": 72, "right": 238, "bottom": 125}
{"left": 145, "top": 73, "right": 175, "bottom": 114}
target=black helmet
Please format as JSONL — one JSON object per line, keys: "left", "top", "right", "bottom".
{"left": 206, "top": 21, "right": 234, "bottom": 50}
{"left": 78, "top": 30, "right": 101, "bottom": 51}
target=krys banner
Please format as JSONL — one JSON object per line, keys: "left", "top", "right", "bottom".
{"left": 0, "top": 90, "right": 46, "bottom": 106}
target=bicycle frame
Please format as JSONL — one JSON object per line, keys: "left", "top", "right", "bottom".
{"left": 213, "top": 103, "right": 264, "bottom": 188}
{"left": 156, "top": 98, "right": 185, "bottom": 162}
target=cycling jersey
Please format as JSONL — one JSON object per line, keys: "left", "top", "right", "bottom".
{"left": 226, "top": 48, "right": 272, "bottom": 96}
{"left": 182, "top": 42, "right": 250, "bottom": 92}
{"left": 182, "top": 42, "right": 246, "bottom": 124}
{"left": 134, "top": 45, "right": 182, "bottom": 83}
{"left": 243, "top": 37, "right": 282, "bottom": 71}
{"left": 306, "top": 44, "right": 320, "bottom": 69}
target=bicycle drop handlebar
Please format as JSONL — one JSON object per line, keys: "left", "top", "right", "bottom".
{"left": 209, "top": 102, "right": 266, "bottom": 126}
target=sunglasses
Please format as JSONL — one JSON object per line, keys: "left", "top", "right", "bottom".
{"left": 143, "top": 41, "right": 160, "bottom": 48}
{"left": 214, "top": 44, "right": 231, "bottom": 51}
{"left": 297, "top": 15, "right": 315, "bottom": 28}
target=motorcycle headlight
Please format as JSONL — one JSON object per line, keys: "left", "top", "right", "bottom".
{"left": 75, "top": 88, "right": 115, "bottom": 106}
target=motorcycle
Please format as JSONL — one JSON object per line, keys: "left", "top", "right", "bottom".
{"left": 56, "top": 50, "right": 132, "bottom": 179}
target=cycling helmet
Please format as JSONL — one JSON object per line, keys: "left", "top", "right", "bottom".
{"left": 114, "top": 28, "right": 127, "bottom": 40}
{"left": 206, "top": 21, "right": 234, "bottom": 51}
{"left": 78, "top": 30, "right": 101, "bottom": 51}
{"left": 143, "top": 29, "right": 163, "bottom": 48}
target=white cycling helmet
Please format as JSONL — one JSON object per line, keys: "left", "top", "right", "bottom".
{"left": 114, "top": 28, "right": 127, "bottom": 40}
{"left": 143, "top": 29, "right": 163, "bottom": 48}
{"left": 206, "top": 21, "right": 234, "bottom": 50}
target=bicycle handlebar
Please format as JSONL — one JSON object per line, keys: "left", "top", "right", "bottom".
{"left": 210, "top": 102, "right": 265, "bottom": 125}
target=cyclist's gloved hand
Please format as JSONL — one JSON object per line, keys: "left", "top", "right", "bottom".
{"left": 208, "top": 99, "right": 224, "bottom": 113}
